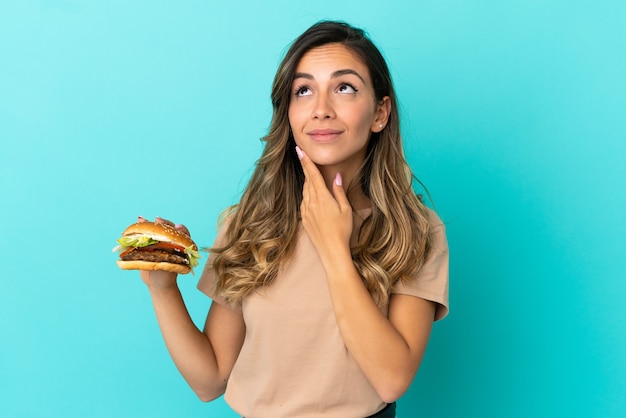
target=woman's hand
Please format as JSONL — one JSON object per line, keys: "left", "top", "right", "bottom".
{"left": 137, "top": 216, "right": 191, "bottom": 291}
{"left": 296, "top": 147, "right": 353, "bottom": 259}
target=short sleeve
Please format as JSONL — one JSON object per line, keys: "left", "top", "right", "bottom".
{"left": 197, "top": 217, "right": 243, "bottom": 313}
{"left": 392, "top": 209, "right": 449, "bottom": 321}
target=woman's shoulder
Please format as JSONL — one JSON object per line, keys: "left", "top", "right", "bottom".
{"left": 424, "top": 207, "right": 447, "bottom": 250}
{"left": 426, "top": 206, "right": 445, "bottom": 229}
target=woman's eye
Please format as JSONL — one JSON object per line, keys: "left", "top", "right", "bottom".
{"left": 295, "top": 86, "right": 312, "bottom": 97}
{"left": 337, "top": 84, "right": 357, "bottom": 94}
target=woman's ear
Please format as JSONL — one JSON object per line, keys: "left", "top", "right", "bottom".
{"left": 371, "top": 96, "right": 391, "bottom": 132}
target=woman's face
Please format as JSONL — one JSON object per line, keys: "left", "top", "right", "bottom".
{"left": 288, "top": 43, "right": 388, "bottom": 177}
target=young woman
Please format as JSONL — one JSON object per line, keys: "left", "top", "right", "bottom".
{"left": 139, "top": 21, "right": 449, "bottom": 418}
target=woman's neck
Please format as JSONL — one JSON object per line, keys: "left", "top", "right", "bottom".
{"left": 318, "top": 165, "right": 371, "bottom": 211}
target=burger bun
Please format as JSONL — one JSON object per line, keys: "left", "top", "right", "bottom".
{"left": 121, "top": 221, "right": 196, "bottom": 250}
{"left": 116, "top": 260, "right": 191, "bottom": 274}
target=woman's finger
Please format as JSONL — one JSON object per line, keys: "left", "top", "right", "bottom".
{"left": 146, "top": 216, "right": 191, "bottom": 236}
{"left": 332, "top": 173, "right": 351, "bottom": 213}
{"left": 155, "top": 216, "right": 176, "bottom": 227}
{"left": 175, "top": 224, "right": 190, "bottom": 236}
{"left": 296, "top": 146, "right": 326, "bottom": 192}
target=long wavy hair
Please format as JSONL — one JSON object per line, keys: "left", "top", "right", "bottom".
{"left": 210, "top": 21, "right": 432, "bottom": 308}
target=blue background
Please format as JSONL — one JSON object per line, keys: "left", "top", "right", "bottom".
{"left": 1, "top": 1, "right": 624, "bottom": 417}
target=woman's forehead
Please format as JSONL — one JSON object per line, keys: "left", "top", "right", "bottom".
{"left": 296, "top": 43, "right": 368, "bottom": 72}
{"left": 293, "top": 44, "right": 371, "bottom": 87}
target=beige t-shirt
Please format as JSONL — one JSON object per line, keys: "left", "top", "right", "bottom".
{"left": 197, "top": 208, "right": 449, "bottom": 418}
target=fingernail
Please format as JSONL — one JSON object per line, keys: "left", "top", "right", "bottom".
{"left": 335, "top": 172, "right": 342, "bottom": 186}
{"left": 155, "top": 216, "right": 163, "bottom": 222}
{"left": 138, "top": 216, "right": 146, "bottom": 222}
{"left": 295, "top": 146, "right": 303, "bottom": 160}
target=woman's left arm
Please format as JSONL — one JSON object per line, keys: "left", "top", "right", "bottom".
{"left": 324, "top": 259, "right": 435, "bottom": 403}
{"left": 298, "top": 149, "right": 436, "bottom": 403}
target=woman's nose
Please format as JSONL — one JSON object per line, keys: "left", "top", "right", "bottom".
{"left": 312, "top": 92, "right": 336, "bottom": 119}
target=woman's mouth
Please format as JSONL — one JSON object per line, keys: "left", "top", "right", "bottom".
{"left": 307, "top": 129, "right": 343, "bottom": 142}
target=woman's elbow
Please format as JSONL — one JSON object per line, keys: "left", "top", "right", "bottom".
{"left": 375, "top": 372, "right": 414, "bottom": 403}
{"left": 196, "top": 391, "right": 220, "bottom": 403}
{"left": 376, "top": 381, "right": 411, "bottom": 403}
{"left": 377, "top": 384, "right": 409, "bottom": 404}
{"left": 192, "top": 382, "right": 226, "bottom": 403}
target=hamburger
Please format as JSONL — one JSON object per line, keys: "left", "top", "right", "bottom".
{"left": 113, "top": 221, "right": 201, "bottom": 274}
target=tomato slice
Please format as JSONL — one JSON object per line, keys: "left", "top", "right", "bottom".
{"left": 146, "top": 242, "right": 186, "bottom": 252}
{"left": 120, "top": 247, "right": 135, "bottom": 257}
{"left": 119, "top": 242, "right": 186, "bottom": 258}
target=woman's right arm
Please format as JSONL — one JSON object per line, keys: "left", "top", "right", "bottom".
{"left": 142, "top": 270, "right": 245, "bottom": 402}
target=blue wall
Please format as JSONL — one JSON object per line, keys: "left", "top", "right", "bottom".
{"left": 1, "top": 1, "right": 624, "bottom": 417}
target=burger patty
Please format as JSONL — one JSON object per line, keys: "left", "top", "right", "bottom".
{"left": 121, "top": 249, "right": 189, "bottom": 265}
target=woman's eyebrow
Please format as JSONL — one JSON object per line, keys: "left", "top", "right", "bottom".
{"left": 293, "top": 72, "right": 314, "bottom": 80}
{"left": 293, "top": 69, "right": 366, "bottom": 84}
{"left": 332, "top": 69, "right": 366, "bottom": 83}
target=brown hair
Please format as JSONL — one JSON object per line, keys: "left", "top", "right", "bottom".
{"left": 211, "top": 21, "right": 431, "bottom": 307}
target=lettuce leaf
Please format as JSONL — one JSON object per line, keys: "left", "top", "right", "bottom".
{"left": 116, "top": 236, "right": 159, "bottom": 249}
{"left": 185, "top": 246, "right": 201, "bottom": 268}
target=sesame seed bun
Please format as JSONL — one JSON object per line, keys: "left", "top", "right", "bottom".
{"left": 121, "top": 221, "right": 197, "bottom": 250}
